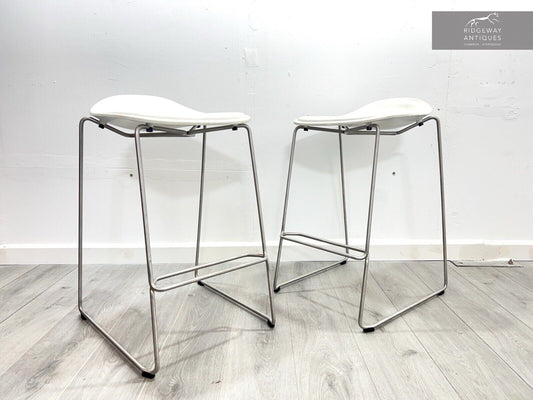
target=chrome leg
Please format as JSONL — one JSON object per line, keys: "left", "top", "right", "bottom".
{"left": 196, "top": 125, "right": 276, "bottom": 327}
{"left": 273, "top": 236, "right": 285, "bottom": 292}
{"left": 78, "top": 118, "right": 88, "bottom": 313}
{"left": 434, "top": 117, "right": 448, "bottom": 289}
{"left": 338, "top": 129, "right": 349, "bottom": 260}
{"left": 273, "top": 126, "right": 349, "bottom": 292}
{"left": 244, "top": 125, "right": 275, "bottom": 327}
{"left": 194, "top": 130, "right": 207, "bottom": 278}
{"left": 357, "top": 120, "right": 448, "bottom": 332}
{"left": 133, "top": 125, "right": 160, "bottom": 376}
{"left": 273, "top": 126, "right": 300, "bottom": 292}
{"left": 78, "top": 121, "right": 160, "bottom": 378}
{"left": 357, "top": 124, "right": 381, "bottom": 331}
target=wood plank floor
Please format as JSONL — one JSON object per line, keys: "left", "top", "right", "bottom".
{"left": 0, "top": 261, "right": 532, "bottom": 399}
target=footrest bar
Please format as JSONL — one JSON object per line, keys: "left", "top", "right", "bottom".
{"left": 283, "top": 232, "right": 366, "bottom": 254}
{"left": 274, "top": 259, "right": 348, "bottom": 291}
{"left": 281, "top": 235, "right": 365, "bottom": 260}
{"left": 199, "top": 281, "right": 273, "bottom": 325}
{"left": 156, "top": 253, "right": 264, "bottom": 283}
{"left": 155, "top": 257, "right": 267, "bottom": 292}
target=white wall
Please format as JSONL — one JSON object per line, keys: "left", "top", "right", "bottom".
{"left": 1, "top": 0, "right": 532, "bottom": 263}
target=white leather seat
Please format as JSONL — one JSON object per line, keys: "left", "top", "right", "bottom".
{"left": 90, "top": 95, "right": 251, "bottom": 129}
{"left": 294, "top": 98, "right": 432, "bottom": 130}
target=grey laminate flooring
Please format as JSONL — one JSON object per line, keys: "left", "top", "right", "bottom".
{"left": 0, "top": 261, "right": 532, "bottom": 399}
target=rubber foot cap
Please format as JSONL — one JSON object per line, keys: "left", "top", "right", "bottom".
{"left": 80, "top": 313, "right": 87, "bottom": 320}
{"left": 142, "top": 371, "right": 155, "bottom": 379}
{"left": 437, "top": 290, "right": 445, "bottom": 296}
{"left": 273, "top": 287, "right": 280, "bottom": 293}
{"left": 267, "top": 320, "right": 275, "bottom": 328}
{"left": 340, "top": 260, "right": 347, "bottom": 265}
{"left": 363, "top": 327, "right": 375, "bottom": 333}
{"left": 197, "top": 281, "right": 205, "bottom": 286}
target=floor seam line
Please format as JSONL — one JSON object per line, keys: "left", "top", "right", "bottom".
{"left": 456, "top": 268, "right": 533, "bottom": 332}
{"left": 409, "top": 263, "right": 533, "bottom": 392}
{"left": 329, "top": 262, "right": 383, "bottom": 400}
{"left": 371, "top": 263, "right": 464, "bottom": 400}
{"left": 0, "top": 264, "right": 40, "bottom": 290}
{"left": 0, "top": 265, "right": 76, "bottom": 325}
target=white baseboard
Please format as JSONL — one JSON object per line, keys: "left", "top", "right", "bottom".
{"left": 1, "top": 239, "right": 532, "bottom": 264}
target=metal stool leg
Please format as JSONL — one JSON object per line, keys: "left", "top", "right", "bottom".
{"left": 357, "top": 120, "right": 448, "bottom": 332}
{"left": 196, "top": 125, "right": 275, "bottom": 327}
{"left": 133, "top": 125, "right": 160, "bottom": 376}
{"left": 357, "top": 124, "right": 381, "bottom": 332}
{"left": 194, "top": 130, "right": 207, "bottom": 278}
{"left": 273, "top": 127, "right": 350, "bottom": 292}
{"left": 246, "top": 125, "right": 276, "bottom": 327}
{"left": 78, "top": 119, "right": 160, "bottom": 378}
{"left": 273, "top": 126, "right": 300, "bottom": 292}
{"left": 338, "top": 130, "right": 350, "bottom": 260}
{"left": 434, "top": 117, "right": 449, "bottom": 291}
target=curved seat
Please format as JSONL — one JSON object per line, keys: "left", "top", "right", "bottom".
{"left": 90, "top": 95, "right": 251, "bottom": 129}
{"left": 294, "top": 98, "right": 432, "bottom": 130}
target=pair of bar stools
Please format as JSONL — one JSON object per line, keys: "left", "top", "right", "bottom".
{"left": 78, "top": 95, "right": 447, "bottom": 378}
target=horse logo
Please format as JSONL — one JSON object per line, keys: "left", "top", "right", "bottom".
{"left": 465, "top": 12, "right": 500, "bottom": 27}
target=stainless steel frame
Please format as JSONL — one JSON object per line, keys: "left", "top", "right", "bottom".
{"left": 273, "top": 116, "right": 447, "bottom": 332}
{"left": 78, "top": 117, "right": 275, "bottom": 379}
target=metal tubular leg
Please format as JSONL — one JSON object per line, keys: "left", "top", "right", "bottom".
{"left": 357, "top": 125, "right": 382, "bottom": 331}
{"left": 434, "top": 117, "right": 448, "bottom": 289}
{"left": 273, "top": 127, "right": 300, "bottom": 292}
{"left": 273, "top": 236, "right": 285, "bottom": 292}
{"left": 273, "top": 127, "right": 349, "bottom": 292}
{"left": 195, "top": 125, "right": 276, "bottom": 327}
{"left": 357, "top": 120, "right": 448, "bottom": 332}
{"left": 78, "top": 118, "right": 87, "bottom": 312}
{"left": 338, "top": 130, "right": 350, "bottom": 260}
{"left": 194, "top": 131, "right": 207, "bottom": 278}
{"left": 78, "top": 121, "right": 160, "bottom": 378}
{"left": 133, "top": 126, "right": 160, "bottom": 375}
{"left": 245, "top": 125, "right": 275, "bottom": 327}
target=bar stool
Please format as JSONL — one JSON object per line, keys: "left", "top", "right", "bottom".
{"left": 273, "top": 98, "right": 447, "bottom": 332}
{"left": 78, "top": 95, "right": 275, "bottom": 378}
